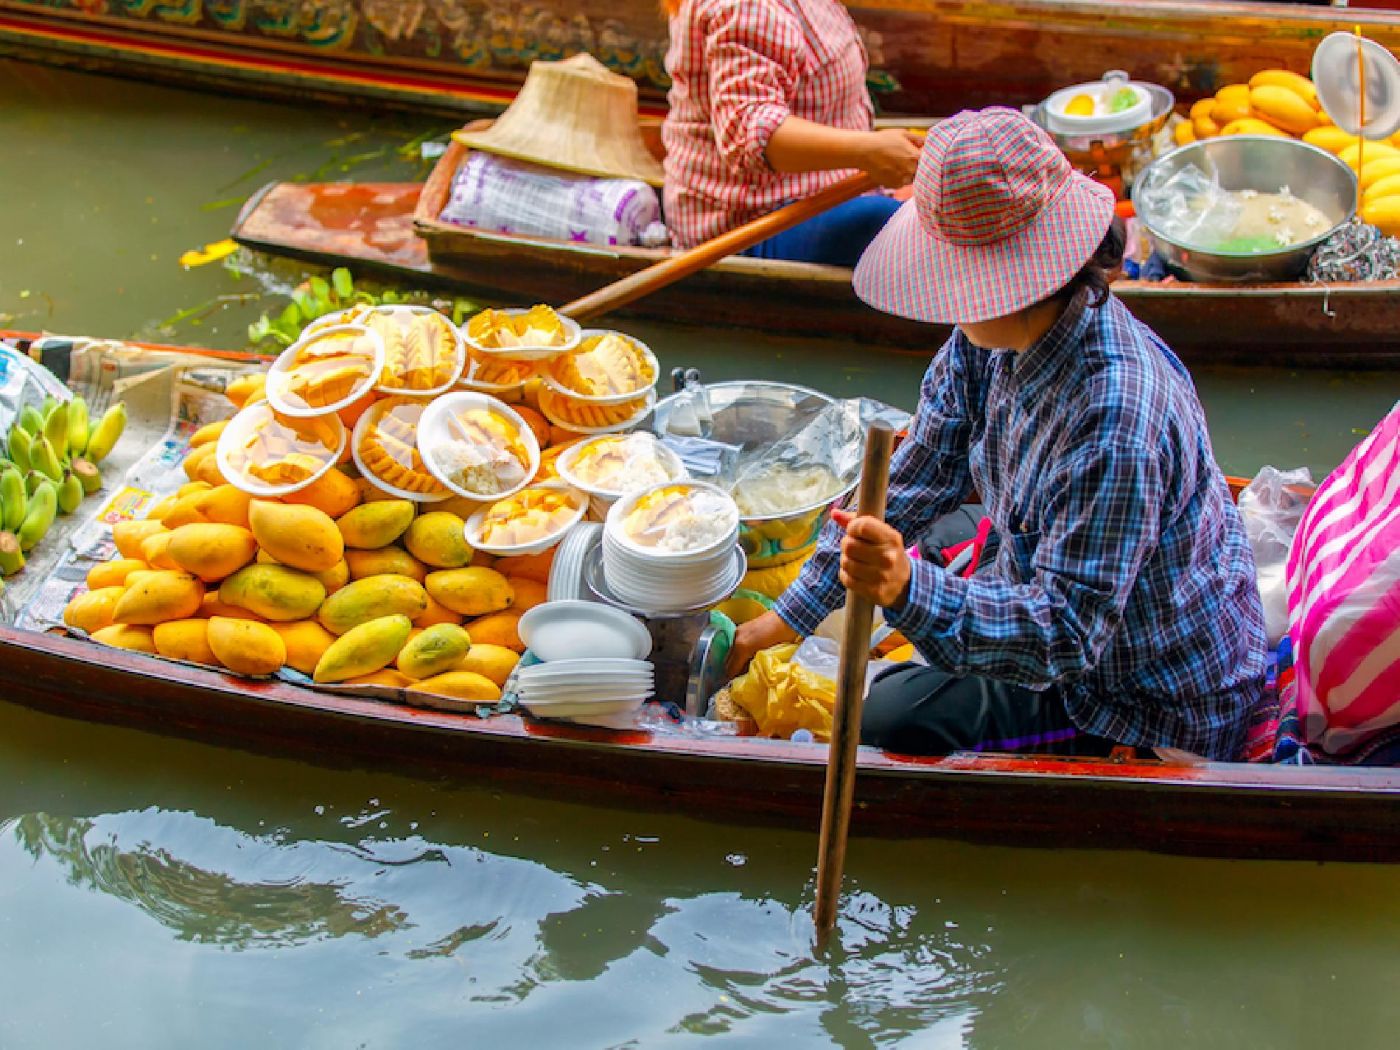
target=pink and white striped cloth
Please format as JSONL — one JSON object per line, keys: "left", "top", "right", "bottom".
{"left": 1287, "top": 400, "right": 1400, "bottom": 756}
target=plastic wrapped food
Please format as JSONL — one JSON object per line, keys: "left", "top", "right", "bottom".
{"left": 352, "top": 395, "right": 450, "bottom": 500}
{"left": 731, "top": 463, "right": 843, "bottom": 517}
{"left": 537, "top": 385, "right": 654, "bottom": 434}
{"left": 266, "top": 325, "right": 383, "bottom": 416}
{"left": 1136, "top": 163, "right": 1333, "bottom": 252}
{"left": 418, "top": 393, "right": 539, "bottom": 499}
{"left": 216, "top": 402, "right": 345, "bottom": 496}
{"left": 464, "top": 305, "right": 581, "bottom": 361}
{"left": 558, "top": 433, "right": 684, "bottom": 496}
{"left": 361, "top": 307, "right": 465, "bottom": 394}
{"left": 618, "top": 483, "right": 738, "bottom": 553}
{"left": 546, "top": 331, "right": 656, "bottom": 400}
{"left": 469, "top": 485, "right": 586, "bottom": 551}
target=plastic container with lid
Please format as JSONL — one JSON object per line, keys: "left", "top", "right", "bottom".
{"left": 360, "top": 305, "right": 466, "bottom": 395}
{"left": 215, "top": 401, "right": 346, "bottom": 497}
{"left": 605, "top": 481, "right": 740, "bottom": 560}
{"left": 1043, "top": 71, "right": 1154, "bottom": 136}
{"left": 416, "top": 391, "right": 541, "bottom": 501}
{"left": 463, "top": 305, "right": 582, "bottom": 362}
{"left": 265, "top": 323, "right": 384, "bottom": 418}
{"left": 543, "top": 329, "right": 659, "bottom": 404}
{"left": 465, "top": 481, "right": 587, "bottom": 556}
{"left": 351, "top": 395, "right": 451, "bottom": 501}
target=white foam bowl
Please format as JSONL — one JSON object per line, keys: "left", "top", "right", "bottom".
{"left": 518, "top": 601, "right": 653, "bottom": 662}
{"left": 265, "top": 323, "right": 385, "bottom": 418}
{"left": 463, "top": 306, "right": 583, "bottom": 362}
{"left": 541, "top": 329, "right": 660, "bottom": 406}
{"left": 604, "top": 480, "right": 741, "bottom": 563}
{"left": 416, "top": 391, "right": 540, "bottom": 502}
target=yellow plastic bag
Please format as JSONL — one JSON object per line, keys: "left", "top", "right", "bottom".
{"left": 728, "top": 642, "right": 836, "bottom": 741}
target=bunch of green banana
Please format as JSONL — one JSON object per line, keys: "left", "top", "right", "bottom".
{"left": 0, "top": 397, "right": 126, "bottom": 576}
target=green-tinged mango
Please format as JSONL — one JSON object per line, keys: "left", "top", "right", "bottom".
{"left": 396, "top": 623, "right": 472, "bottom": 680}
{"left": 84, "top": 402, "right": 126, "bottom": 463}
{"left": 313, "top": 613, "right": 413, "bottom": 683}
{"left": 17, "top": 405, "right": 44, "bottom": 437}
{"left": 70, "top": 457, "right": 101, "bottom": 496}
{"left": 16, "top": 482, "right": 56, "bottom": 552}
{"left": 218, "top": 563, "right": 326, "bottom": 622}
{"left": 403, "top": 512, "right": 473, "bottom": 568}
{"left": 0, "top": 531, "right": 24, "bottom": 576}
{"left": 112, "top": 570, "right": 204, "bottom": 625}
{"left": 29, "top": 436, "right": 62, "bottom": 483}
{"left": 7, "top": 427, "right": 31, "bottom": 474}
{"left": 57, "top": 474, "right": 83, "bottom": 515}
{"left": 67, "top": 397, "right": 89, "bottom": 458}
{"left": 42, "top": 400, "right": 68, "bottom": 457}
{"left": 0, "top": 468, "right": 24, "bottom": 531}
{"left": 336, "top": 500, "right": 415, "bottom": 549}
{"left": 317, "top": 573, "right": 427, "bottom": 635}
{"left": 247, "top": 499, "right": 344, "bottom": 572}
{"left": 424, "top": 566, "right": 513, "bottom": 617}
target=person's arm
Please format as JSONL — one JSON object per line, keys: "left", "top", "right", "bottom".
{"left": 703, "top": 2, "right": 920, "bottom": 187}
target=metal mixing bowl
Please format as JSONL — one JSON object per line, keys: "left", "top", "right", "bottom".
{"left": 651, "top": 381, "right": 857, "bottom": 569}
{"left": 1131, "top": 135, "right": 1357, "bottom": 282}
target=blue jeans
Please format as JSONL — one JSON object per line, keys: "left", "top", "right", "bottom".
{"left": 740, "top": 193, "right": 902, "bottom": 267}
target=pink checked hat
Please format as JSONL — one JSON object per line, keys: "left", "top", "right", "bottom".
{"left": 853, "top": 107, "right": 1115, "bottom": 325}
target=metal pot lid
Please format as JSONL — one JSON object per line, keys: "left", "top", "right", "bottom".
{"left": 1313, "top": 31, "right": 1400, "bottom": 139}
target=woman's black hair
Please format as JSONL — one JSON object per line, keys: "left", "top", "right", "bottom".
{"left": 1054, "top": 215, "right": 1127, "bottom": 307}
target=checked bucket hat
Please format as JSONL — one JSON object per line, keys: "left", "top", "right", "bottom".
{"left": 853, "top": 107, "right": 1115, "bottom": 325}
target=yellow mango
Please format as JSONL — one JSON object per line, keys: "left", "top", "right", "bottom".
{"left": 218, "top": 563, "right": 326, "bottom": 621}
{"left": 90, "top": 624, "right": 156, "bottom": 653}
{"left": 86, "top": 558, "right": 147, "bottom": 591}
{"left": 144, "top": 495, "right": 178, "bottom": 523}
{"left": 207, "top": 616, "right": 286, "bottom": 677}
{"left": 200, "top": 593, "right": 264, "bottom": 620}
{"left": 345, "top": 546, "right": 427, "bottom": 583}
{"left": 455, "top": 643, "right": 519, "bottom": 687}
{"left": 1363, "top": 172, "right": 1400, "bottom": 205}
{"left": 465, "top": 610, "right": 523, "bottom": 653}
{"left": 503, "top": 576, "right": 547, "bottom": 613}
{"left": 317, "top": 559, "right": 350, "bottom": 595}
{"left": 248, "top": 499, "right": 344, "bottom": 573}
{"left": 225, "top": 373, "right": 265, "bottom": 409}
{"left": 113, "top": 519, "right": 167, "bottom": 560}
{"left": 195, "top": 455, "right": 229, "bottom": 489}
{"left": 113, "top": 571, "right": 204, "bottom": 625}
{"left": 189, "top": 418, "right": 228, "bottom": 447}
{"left": 1188, "top": 98, "right": 1215, "bottom": 122}
{"left": 436, "top": 495, "right": 487, "bottom": 520}
{"left": 1302, "top": 126, "right": 1358, "bottom": 155}
{"left": 282, "top": 467, "right": 361, "bottom": 519}
{"left": 1248, "top": 69, "right": 1319, "bottom": 108}
{"left": 182, "top": 443, "right": 217, "bottom": 482}
{"left": 424, "top": 567, "right": 513, "bottom": 617}
{"left": 160, "top": 491, "right": 211, "bottom": 529}
{"left": 1339, "top": 140, "right": 1400, "bottom": 172}
{"left": 166, "top": 523, "right": 258, "bottom": 582}
{"left": 152, "top": 618, "right": 218, "bottom": 665}
{"left": 1173, "top": 120, "right": 1196, "bottom": 147}
{"left": 1210, "top": 84, "right": 1253, "bottom": 126}
{"left": 354, "top": 477, "right": 399, "bottom": 503}
{"left": 407, "top": 670, "right": 502, "bottom": 704}
{"left": 1219, "top": 118, "right": 1287, "bottom": 137}
{"left": 403, "top": 512, "right": 474, "bottom": 568}
{"left": 177, "top": 480, "right": 211, "bottom": 500}
{"left": 396, "top": 623, "right": 473, "bottom": 680}
{"left": 1249, "top": 85, "right": 1319, "bottom": 134}
{"left": 344, "top": 668, "right": 412, "bottom": 689}
{"left": 493, "top": 548, "right": 554, "bottom": 585}
{"left": 1360, "top": 156, "right": 1400, "bottom": 192}
{"left": 337, "top": 500, "right": 416, "bottom": 549}
{"left": 318, "top": 573, "right": 428, "bottom": 635}
{"left": 313, "top": 613, "right": 413, "bottom": 683}
{"left": 139, "top": 530, "right": 180, "bottom": 571}
{"left": 63, "top": 586, "right": 126, "bottom": 634}
{"left": 270, "top": 620, "right": 337, "bottom": 675}
{"left": 1362, "top": 195, "right": 1400, "bottom": 236}
{"left": 123, "top": 570, "right": 162, "bottom": 589}
{"left": 194, "top": 484, "right": 253, "bottom": 528}
{"left": 413, "top": 593, "right": 463, "bottom": 628}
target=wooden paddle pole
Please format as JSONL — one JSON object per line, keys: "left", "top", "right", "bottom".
{"left": 560, "top": 172, "right": 876, "bottom": 324}
{"left": 813, "top": 421, "right": 895, "bottom": 948}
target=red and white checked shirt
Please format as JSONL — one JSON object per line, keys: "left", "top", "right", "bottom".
{"left": 662, "top": 0, "right": 874, "bottom": 247}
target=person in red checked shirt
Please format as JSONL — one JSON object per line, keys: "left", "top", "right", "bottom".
{"left": 660, "top": 0, "right": 921, "bottom": 265}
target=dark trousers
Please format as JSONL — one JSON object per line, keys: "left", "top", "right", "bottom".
{"left": 861, "top": 664, "right": 1118, "bottom": 757}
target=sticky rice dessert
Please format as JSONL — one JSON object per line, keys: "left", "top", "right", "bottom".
{"left": 353, "top": 396, "right": 450, "bottom": 499}
{"left": 561, "top": 433, "right": 683, "bottom": 496}
{"left": 426, "top": 407, "right": 533, "bottom": 496}
{"left": 731, "top": 463, "right": 844, "bottom": 517}
{"left": 218, "top": 402, "right": 344, "bottom": 495}
{"left": 547, "top": 332, "right": 656, "bottom": 400}
{"left": 363, "top": 308, "right": 464, "bottom": 393}
{"left": 618, "top": 483, "right": 738, "bottom": 553}
{"left": 470, "top": 486, "right": 585, "bottom": 550}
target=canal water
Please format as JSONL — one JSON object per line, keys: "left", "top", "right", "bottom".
{"left": 2, "top": 62, "right": 1398, "bottom": 1048}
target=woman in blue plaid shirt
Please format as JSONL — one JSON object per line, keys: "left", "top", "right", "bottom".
{"left": 727, "top": 108, "right": 1268, "bottom": 761}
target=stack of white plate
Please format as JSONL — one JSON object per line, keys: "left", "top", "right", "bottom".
{"left": 515, "top": 601, "right": 655, "bottom": 728}
{"left": 602, "top": 481, "right": 743, "bottom": 613}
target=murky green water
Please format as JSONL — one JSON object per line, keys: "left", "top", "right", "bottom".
{"left": 2, "top": 61, "right": 1399, "bottom": 1048}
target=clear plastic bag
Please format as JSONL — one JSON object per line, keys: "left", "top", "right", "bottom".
{"left": 1237, "top": 465, "right": 1314, "bottom": 646}
{"left": 1136, "top": 162, "right": 1242, "bottom": 248}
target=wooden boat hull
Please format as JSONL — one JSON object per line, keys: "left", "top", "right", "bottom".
{"left": 3, "top": 624, "right": 1399, "bottom": 862}
{"left": 233, "top": 177, "right": 1400, "bottom": 368}
{"left": 4, "top": 1, "right": 1400, "bottom": 117}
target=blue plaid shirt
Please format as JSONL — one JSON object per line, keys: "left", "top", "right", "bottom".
{"left": 774, "top": 291, "right": 1267, "bottom": 759}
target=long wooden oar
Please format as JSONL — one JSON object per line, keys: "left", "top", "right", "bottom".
{"left": 813, "top": 421, "right": 895, "bottom": 948}
{"left": 561, "top": 172, "right": 876, "bottom": 323}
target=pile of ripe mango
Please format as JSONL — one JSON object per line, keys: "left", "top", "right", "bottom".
{"left": 62, "top": 409, "right": 557, "bottom": 703}
{"left": 1176, "top": 68, "right": 1400, "bottom": 236}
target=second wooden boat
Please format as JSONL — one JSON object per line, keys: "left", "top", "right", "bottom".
{"left": 231, "top": 142, "right": 1400, "bottom": 368}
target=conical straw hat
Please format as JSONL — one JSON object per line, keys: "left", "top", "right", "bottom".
{"left": 453, "top": 53, "right": 665, "bottom": 187}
